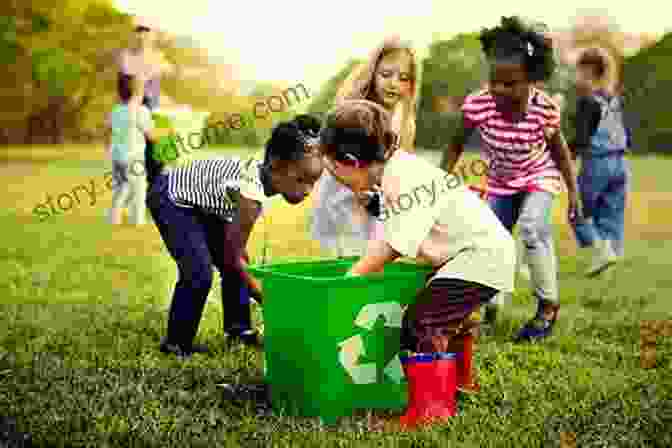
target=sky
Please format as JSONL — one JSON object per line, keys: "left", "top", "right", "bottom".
{"left": 114, "top": 0, "right": 669, "bottom": 94}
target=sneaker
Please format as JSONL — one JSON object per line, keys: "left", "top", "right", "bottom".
{"left": 585, "top": 240, "right": 616, "bottom": 277}
{"left": 227, "top": 330, "right": 264, "bottom": 349}
{"left": 159, "top": 336, "right": 209, "bottom": 359}
{"left": 513, "top": 301, "right": 559, "bottom": 342}
{"left": 606, "top": 241, "right": 624, "bottom": 263}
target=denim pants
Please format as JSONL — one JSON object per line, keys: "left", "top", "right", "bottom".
{"left": 488, "top": 191, "right": 558, "bottom": 303}
{"left": 147, "top": 174, "right": 253, "bottom": 347}
{"left": 572, "top": 154, "right": 630, "bottom": 257}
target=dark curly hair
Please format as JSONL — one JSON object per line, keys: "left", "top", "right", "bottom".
{"left": 479, "top": 16, "right": 556, "bottom": 82}
{"left": 264, "top": 114, "right": 321, "bottom": 165}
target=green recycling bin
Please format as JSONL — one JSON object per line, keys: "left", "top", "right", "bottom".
{"left": 247, "top": 258, "right": 432, "bottom": 424}
{"left": 151, "top": 108, "right": 210, "bottom": 168}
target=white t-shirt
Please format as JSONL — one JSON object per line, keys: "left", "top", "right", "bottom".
{"left": 374, "top": 150, "right": 515, "bottom": 293}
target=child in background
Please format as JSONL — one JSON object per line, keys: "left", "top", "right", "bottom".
{"left": 321, "top": 100, "right": 515, "bottom": 426}
{"left": 106, "top": 73, "right": 170, "bottom": 225}
{"left": 147, "top": 115, "right": 323, "bottom": 358}
{"left": 441, "top": 17, "right": 581, "bottom": 341}
{"left": 570, "top": 48, "right": 630, "bottom": 276}
{"left": 311, "top": 36, "right": 419, "bottom": 257}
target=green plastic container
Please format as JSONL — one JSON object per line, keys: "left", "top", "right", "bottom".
{"left": 151, "top": 109, "right": 210, "bottom": 168}
{"left": 247, "top": 258, "right": 432, "bottom": 424}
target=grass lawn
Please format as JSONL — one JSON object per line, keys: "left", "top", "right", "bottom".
{"left": 0, "top": 144, "right": 671, "bottom": 447}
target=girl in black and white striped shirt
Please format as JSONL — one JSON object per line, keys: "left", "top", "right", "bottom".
{"left": 147, "top": 115, "right": 324, "bottom": 358}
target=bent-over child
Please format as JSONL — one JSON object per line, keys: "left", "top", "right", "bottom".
{"left": 147, "top": 115, "right": 324, "bottom": 359}
{"left": 320, "top": 99, "right": 515, "bottom": 425}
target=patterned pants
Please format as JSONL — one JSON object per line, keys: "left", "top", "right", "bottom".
{"left": 401, "top": 277, "right": 499, "bottom": 353}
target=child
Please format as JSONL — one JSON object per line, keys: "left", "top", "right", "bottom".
{"left": 146, "top": 115, "right": 323, "bottom": 359}
{"left": 106, "top": 73, "right": 170, "bottom": 225}
{"left": 441, "top": 17, "right": 581, "bottom": 341}
{"left": 570, "top": 48, "right": 630, "bottom": 276}
{"left": 320, "top": 99, "right": 515, "bottom": 425}
{"left": 311, "top": 36, "right": 418, "bottom": 257}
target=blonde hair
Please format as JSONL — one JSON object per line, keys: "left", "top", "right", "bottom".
{"left": 335, "top": 36, "right": 419, "bottom": 151}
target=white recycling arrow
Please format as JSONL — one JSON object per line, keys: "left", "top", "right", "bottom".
{"left": 338, "top": 334, "right": 377, "bottom": 384}
{"left": 337, "top": 302, "right": 406, "bottom": 384}
{"left": 354, "top": 302, "right": 403, "bottom": 330}
{"left": 383, "top": 355, "right": 404, "bottom": 384}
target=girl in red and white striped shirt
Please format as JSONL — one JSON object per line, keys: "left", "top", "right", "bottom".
{"left": 442, "top": 17, "right": 581, "bottom": 342}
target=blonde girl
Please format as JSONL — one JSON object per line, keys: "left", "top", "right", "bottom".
{"left": 311, "top": 36, "right": 419, "bottom": 256}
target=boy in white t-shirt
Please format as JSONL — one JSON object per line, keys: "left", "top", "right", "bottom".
{"left": 105, "top": 73, "right": 170, "bottom": 224}
{"left": 319, "top": 100, "right": 515, "bottom": 426}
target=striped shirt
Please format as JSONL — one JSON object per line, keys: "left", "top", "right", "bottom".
{"left": 166, "top": 156, "right": 269, "bottom": 222}
{"left": 462, "top": 88, "right": 563, "bottom": 196}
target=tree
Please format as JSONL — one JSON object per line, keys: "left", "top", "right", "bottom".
{"left": 0, "top": 0, "right": 133, "bottom": 144}
{"left": 622, "top": 33, "right": 672, "bottom": 153}
{"left": 306, "top": 58, "right": 364, "bottom": 120}
{"left": 0, "top": 0, "right": 246, "bottom": 145}
{"left": 418, "top": 33, "right": 484, "bottom": 151}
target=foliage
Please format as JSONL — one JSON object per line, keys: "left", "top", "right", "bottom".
{"left": 415, "top": 33, "right": 485, "bottom": 150}
{"left": 622, "top": 33, "right": 672, "bottom": 153}
{"left": 0, "top": 0, "right": 253, "bottom": 145}
{"left": 306, "top": 58, "right": 364, "bottom": 121}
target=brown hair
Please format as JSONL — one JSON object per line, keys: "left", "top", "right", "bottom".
{"left": 321, "top": 100, "right": 397, "bottom": 164}
{"left": 577, "top": 47, "right": 621, "bottom": 93}
{"left": 577, "top": 48, "right": 608, "bottom": 79}
{"left": 117, "top": 73, "right": 143, "bottom": 103}
{"left": 335, "top": 36, "right": 418, "bottom": 151}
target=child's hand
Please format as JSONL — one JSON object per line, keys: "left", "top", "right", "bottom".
{"left": 568, "top": 191, "right": 583, "bottom": 223}
{"left": 248, "top": 275, "right": 263, "bottom": 303}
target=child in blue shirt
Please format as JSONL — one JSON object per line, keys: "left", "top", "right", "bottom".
{"left": 106, "top": 73, "right": 170, "bottom": 224}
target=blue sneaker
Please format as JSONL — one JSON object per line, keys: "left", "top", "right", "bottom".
{"left": 514, "top": 301, "right": 559, "bottom": 342}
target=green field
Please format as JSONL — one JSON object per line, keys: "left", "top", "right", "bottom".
{"left": 1, "top": 144, "right": 671, "bottom": 447}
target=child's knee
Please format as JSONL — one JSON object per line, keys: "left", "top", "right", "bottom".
{"left": 180, "top": 263, "right": 213, "bottom": 292}
{"left": 518, "top": 218, "right": 551, "bottom": 248}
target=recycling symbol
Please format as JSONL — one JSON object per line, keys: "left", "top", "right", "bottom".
{"left": 337, "top": 302, "right": 405, "bottom": 385}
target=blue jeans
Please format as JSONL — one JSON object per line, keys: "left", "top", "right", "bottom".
{"left": 488, "top": 191, "right": 558, "bottom": 303}
{"left": 147, "top": 174, "right": 252, "bottom": 347}
{"left": 572, "top": 154, "right": 630, "bottom": 257}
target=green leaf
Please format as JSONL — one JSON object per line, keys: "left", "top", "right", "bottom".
{"left": 31, "top": 13, "right": 50, "bottom": 33}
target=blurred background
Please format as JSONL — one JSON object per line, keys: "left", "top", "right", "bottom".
{"left": 0, "top": 0, "right": 669, "bottom": 153}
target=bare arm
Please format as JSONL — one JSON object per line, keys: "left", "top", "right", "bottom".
{"left": 548, "top": 129, "right": 582, "bottom": 222}
{"left": 548, "top": 130, "right": 578, "bottom": 196}
{"left": 347, "top": 241, "right": 401, "bottom": 276}
{"left": 237, "top": 196, "right": 264, "bottom": 298}
{"left": 440, "top": 116, "right": 476, "bottom": 172}
{"left": 238, "top": 196, "right": 261, "bottom": 262}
